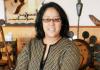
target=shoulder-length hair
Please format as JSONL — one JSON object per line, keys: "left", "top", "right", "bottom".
{"left": 35, "top": 2, "right": 69, "bottom": 39}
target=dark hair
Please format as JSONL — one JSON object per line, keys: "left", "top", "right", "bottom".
{"left": 35, "top": 2, "right": 69, "bottom": 39}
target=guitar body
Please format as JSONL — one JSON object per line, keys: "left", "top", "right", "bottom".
{"left": 73, "top": 39, "right": 91, "bottom": 70}
{"left": 0, "top": 26, "right": 17, "bottom": 70}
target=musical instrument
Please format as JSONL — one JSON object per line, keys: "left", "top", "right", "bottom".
{"left": 73, "top": 39, "right": 91, "bottom": 70}
{"left": 94, "top": 44, "right": 100, "bottom": 70}
{"left": 82, "top": 31, "right": 89, "bottom": 40}
{"left": 0, "top": 26, "right": 16, "bottom": 70}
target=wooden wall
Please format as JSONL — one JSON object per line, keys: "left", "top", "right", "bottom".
{"left": 0, "top": 26, "right": 100, "bottom": 52}
{"left": 70, "top": 26, "right": 100, "bottom": 43}
{"left": 0, "top": 26, "right": 36, "bottom": 41}
{"left": 1, "top": 26, "right": 100, "bottom": 43}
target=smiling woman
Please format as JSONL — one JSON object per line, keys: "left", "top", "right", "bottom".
{"left": 15, "top": 2, "right": 80, "bottom": 70}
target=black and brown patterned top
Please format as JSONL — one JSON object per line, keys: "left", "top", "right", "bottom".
{"left": 15, "top": 37, "right": 80, "bottom": 70}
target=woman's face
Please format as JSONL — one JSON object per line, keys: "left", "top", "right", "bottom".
{"left": 42, "top": 7, "right": 62, "bottom": 38}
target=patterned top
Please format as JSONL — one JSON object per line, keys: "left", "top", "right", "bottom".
{"left": 15, "top": 37, "right": 80, "bottom": 70}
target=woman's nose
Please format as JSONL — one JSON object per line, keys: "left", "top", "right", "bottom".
{"left": 49, "top": 20, "right": 55, "bottom": 26}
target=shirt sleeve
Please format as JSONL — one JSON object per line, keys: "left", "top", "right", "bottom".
{"left": 60, "top": 43, "right": 81, "bottom": 70}
{"left": 15, "top": 41, "right": 30, "bottom": 70}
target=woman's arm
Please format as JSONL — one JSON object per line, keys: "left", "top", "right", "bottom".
{"left": 15, "top": 42, "right": 30, "bottom": 70}
{"left": 60, "top": 43, "right": 80, "bottom": 70}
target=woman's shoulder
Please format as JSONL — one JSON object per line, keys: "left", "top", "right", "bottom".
{"left": 62, "top": 37, "right": 74, "bottom": 45}
{"left": 29, "top": 37, "right": 42, "bottom": 46}
{"left": 61, "top": 37, "right": 79, "bottom": 50}
{"left": 30, "top": 37, "right": 41, "bottom": 42}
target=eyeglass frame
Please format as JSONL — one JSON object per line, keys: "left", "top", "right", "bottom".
{"left": 42, "top": 17, "right": 61, "bottom": 23}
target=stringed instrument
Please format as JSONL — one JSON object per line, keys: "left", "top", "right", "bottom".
{"left": 0, "top": 26, "right": 15, "bottom": 70}
{"left": 73, "top": 39, "right": 91, "bottom": 70}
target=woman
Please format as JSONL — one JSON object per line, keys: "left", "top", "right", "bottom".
{"left": 15, "top": 2, "right": 80, "bottom": 70}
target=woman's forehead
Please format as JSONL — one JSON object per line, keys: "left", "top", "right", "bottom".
{"left": 43, "top": 7, "right": 60, "bottom": 16}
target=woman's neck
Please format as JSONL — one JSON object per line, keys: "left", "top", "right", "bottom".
{"left": 43, "top": 36, "right": 62, "bottom": 45}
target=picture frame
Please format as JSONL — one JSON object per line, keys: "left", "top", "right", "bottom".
{"left": 4, "top": 0, "right": 38, "bottom": 26}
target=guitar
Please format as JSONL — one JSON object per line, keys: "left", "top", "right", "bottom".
{"left": 0, "top": 26, "right": 14, "bottom": 70}
{"left": 73, "top": 39, "right": 91, "bottom": 70}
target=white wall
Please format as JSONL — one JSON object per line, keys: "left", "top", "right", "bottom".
{"left": 0, "top": 0, "right": 5, "bottom": 20}
{"left": 0, "top": 0, "right": 100, "bottom": 26}
{"left": 41, "top": 0, "right": 100, "bottom": 26}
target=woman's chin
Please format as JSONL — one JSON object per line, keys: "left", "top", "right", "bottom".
{"left": 46, "top": 34, "right": 59, "bottom": 38}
